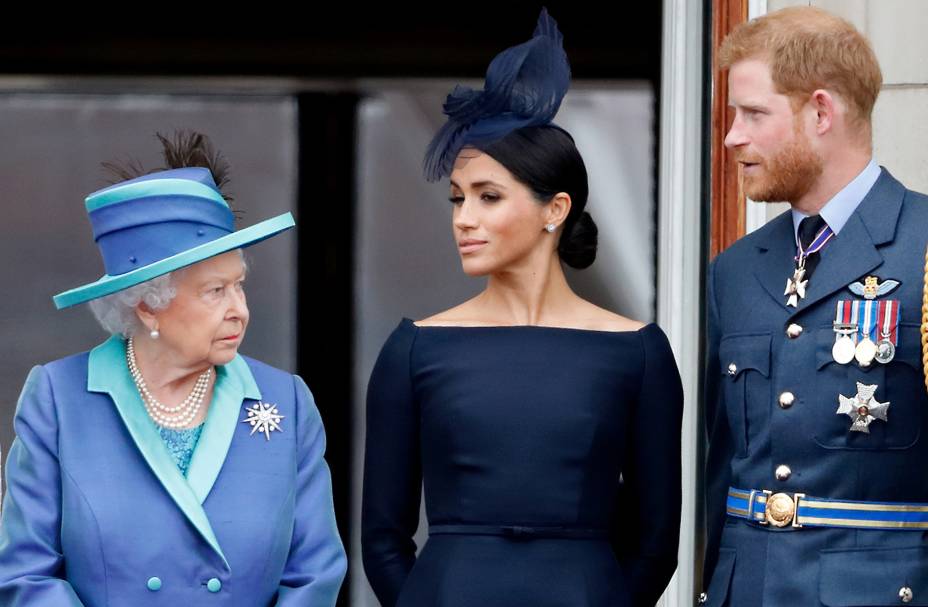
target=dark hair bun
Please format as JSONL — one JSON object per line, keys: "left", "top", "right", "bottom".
{"left": 558, "top": 211, "right": 597, "bottom": 269}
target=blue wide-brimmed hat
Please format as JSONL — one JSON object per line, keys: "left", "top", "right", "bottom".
{"left": 53, "top": 167, "right": 294, "bottom": 309}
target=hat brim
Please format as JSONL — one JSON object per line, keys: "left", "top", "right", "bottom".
{"left": 53, "top": 212, "right": 295, "bottom": 310}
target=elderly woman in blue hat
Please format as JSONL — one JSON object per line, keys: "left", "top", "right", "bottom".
{"left": 0, "top": 133, "right": 346, "bottom": 606}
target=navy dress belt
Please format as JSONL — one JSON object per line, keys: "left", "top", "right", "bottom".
{"left": 429, "top": 524, "right": 610, "bottom": 539}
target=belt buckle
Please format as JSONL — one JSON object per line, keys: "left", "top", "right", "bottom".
{"left": 763, "top": 491, "right": 805, "bottom": 528}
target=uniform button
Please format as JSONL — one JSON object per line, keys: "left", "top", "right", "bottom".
{"left": 786, "top": 323, "right": 803, "bottom": 338}
{"left": 728, "top": 363, "right": 737, "bottom": 376}
{"left": 900, "top": 586, "right": 913, "bottom": 603}
{"left": 207, "top": 578, "right": 222, "bottom": 593}
{"left": 775, "top": 465, "right": 792, "bottom": 481}
{"left": 778, "top": 392, "right": 795, "bottom": 409}
{"left": 147, "top": 577, "right": 162, "bottom": 592}
{"left": 698, "top": 592, "right": 708, "bottom": 604}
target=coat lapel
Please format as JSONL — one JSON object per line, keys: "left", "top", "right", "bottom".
{"left": 787, "top": 211, "right": 882, "bottom": 315}
{"left": 87, "top": 336, "right": 259, "bottom": 570}
{"left": 788, "top": 169, "right": 904, "bottom": 317}
{"left": 751, "top": 211, "right": 798, "bottom": 311}
{"left": 186, "top": 356, "right": 261, "bottom": 504}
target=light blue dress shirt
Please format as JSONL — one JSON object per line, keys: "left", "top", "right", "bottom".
{"left": 791, "top": 159, "right": 881, "bottom": 241}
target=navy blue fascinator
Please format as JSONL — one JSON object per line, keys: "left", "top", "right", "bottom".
{"left": 423, "top": 8, "right": 571, "bottom": 182}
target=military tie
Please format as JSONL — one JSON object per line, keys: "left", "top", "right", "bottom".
{"left": 797, "top": 214, "right": 828, "bottom": 280}
{"left": 785, "top": 214, "right": 832, "bottom": 307}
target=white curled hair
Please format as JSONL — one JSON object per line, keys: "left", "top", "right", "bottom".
{"left": 87, "top": 251, "right": 248, "bottom": 337}
{"left": 88, "top": 273, "right": 177, "bottom": 338}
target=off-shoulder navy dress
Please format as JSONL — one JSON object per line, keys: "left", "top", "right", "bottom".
{"left": 362, "top": 319, "right": 683, "bottom": 607}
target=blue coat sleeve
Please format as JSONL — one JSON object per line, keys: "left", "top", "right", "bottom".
{"left": 613, "top": 325, "right": 684, "bottom": 606}
{"left": 275, "top": 376, "right": 347, "bottom": 606}
{"left": 0, "top": 366, "right": 85, "bottom": 605}
{"left": 361, "top": 323, "right": 421, "bottom": 607}
{"left": 703, "top": 259, "right": 732, "bottom": 590}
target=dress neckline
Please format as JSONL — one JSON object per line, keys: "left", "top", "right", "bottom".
{"left": 403, "top": 317, "right": 654, "bottom": 335}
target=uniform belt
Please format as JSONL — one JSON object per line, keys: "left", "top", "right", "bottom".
{"left": 429, "top": 524, "right": 609, "bottom": 540}
{"left": 727, "top": 487, "right": 928, "bottom": 530}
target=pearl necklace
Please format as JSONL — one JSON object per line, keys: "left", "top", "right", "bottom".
{"left": 126, "top": 337, "right": 212, "bottom": 429}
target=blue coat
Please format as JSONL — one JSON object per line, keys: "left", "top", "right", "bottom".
{"left": 704, "top": 169, "right": 928, "bottom": 606}
{"left": 0, "top": 336, "right": 346, "bottom": 606}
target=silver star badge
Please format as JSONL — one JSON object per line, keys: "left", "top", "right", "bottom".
{"left": 242, "top": 402, "right": 285, "bottom": 441}
{"left": 837, "top": 382, "right": 890, "bottom": 433}
{"left": 785, "top": 267, "right": 808, "bottom": 307}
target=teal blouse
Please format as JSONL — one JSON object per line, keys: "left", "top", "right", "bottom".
{"left": 156, "top": 424, "right": 206, "bottom": 477}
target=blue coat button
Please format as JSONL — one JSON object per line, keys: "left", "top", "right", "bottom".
{"left": 147, "top": 577, "right": 162, "bottom": 591}
{"left": 207, "top": 578, "right": 222, "bottom": 593}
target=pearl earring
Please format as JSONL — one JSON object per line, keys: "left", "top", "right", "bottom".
{"left": 150, "top": 328, "right": 160, "bottom": 340}
{"left": 545, "top": 223, "right": 556, "bottom": 233}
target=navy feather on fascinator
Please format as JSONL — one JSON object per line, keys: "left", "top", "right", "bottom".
{"left": 423, "top": 8, "right": 571, "bottom": 182}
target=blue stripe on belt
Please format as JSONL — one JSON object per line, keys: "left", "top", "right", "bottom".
{"left": 727, "top": 487, "right": 928, "bottom": 529}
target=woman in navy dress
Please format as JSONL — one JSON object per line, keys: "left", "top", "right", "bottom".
{"left": 361, "top": 10, "right": 683, "bottom": 607}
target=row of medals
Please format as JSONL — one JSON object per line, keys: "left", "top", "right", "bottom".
{"left": 832, "top": 323, "right": 895, "bottom": 367}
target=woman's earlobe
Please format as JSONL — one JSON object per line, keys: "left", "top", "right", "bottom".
{"left": 135, "top": 303, "right": 157, "bottom": 330}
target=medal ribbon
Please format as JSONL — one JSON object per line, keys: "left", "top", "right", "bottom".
{"left": 835, "top": 301, "right": 858, "bottom": 344}
{"left": 877, "top": 299, "right": 900, "bottom": 346}
{"left": 795, "top": 223, "right": 835, "bottom": 263}
{"left": 849, "top": 300, "right": 861, "bottom": 344}
{"left": 859, "top": 300, "right": 878, "bottom": 343}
